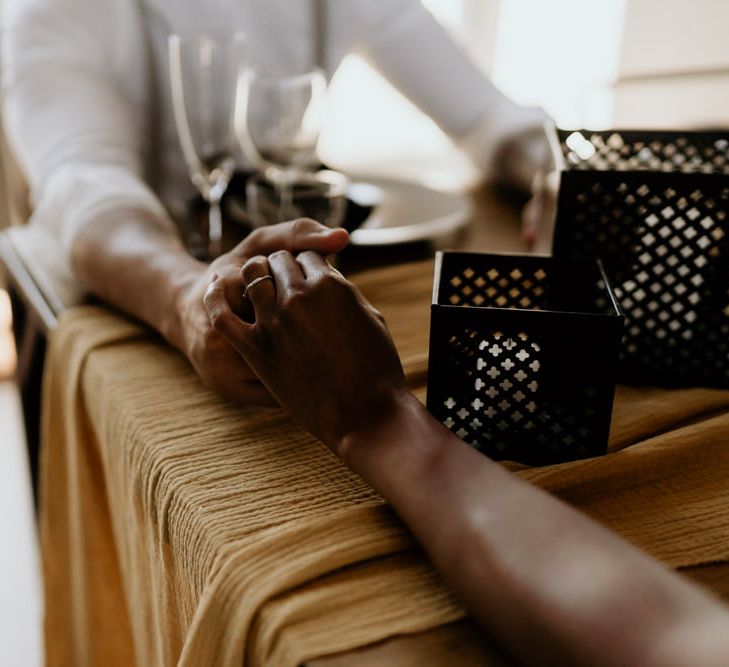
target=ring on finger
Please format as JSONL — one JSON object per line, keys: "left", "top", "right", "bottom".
{"left": 243, "top": 274, "right": 274, "bottom": 299}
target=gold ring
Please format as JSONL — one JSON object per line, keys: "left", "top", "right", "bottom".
{"left": 243, "top": 274, "right": 274, "bottom": 299}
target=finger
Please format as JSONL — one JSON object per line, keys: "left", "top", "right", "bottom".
{"left": 203, "top": 277, "right": 273, "bottom": 388}
{"left": 283, "top": 218, "right": 349, "bottom": 255}
{"left": 296, "top": 225, "right": 348, "bottom": 255}
{"left": 212, "top": 267, "right": 250, "bottom": 321}
{"left": 226, "top": 281, "right": 252, "bottom": 320}
{"left": 203, "top": 276, "right": 279, "bottom": 407}
{"left": 296, "top": 250, "right": 333, "bottom": 280}
{"left": 233, "top": 218, "right": 349, "bottom": 259}
{"left": 241, "top": 255, "right": 275, "bottom": 320}
{"left": 268, "top": 250, "right": 305, "bottom": 298}
{"left": 204, "top": 275, "right": 254, "bottom": 351}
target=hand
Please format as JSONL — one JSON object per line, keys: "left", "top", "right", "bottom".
{"left": 521, "top": 170, "right": 558, "bottom": 254}
{"left": 491, "top": 125, "right": 557, "bottom": 253}
{"left": 202, "top": 249, "right": 407, "bottom": 454}
{"left": 174, "top": 220, "right": 349, "bottom": 405}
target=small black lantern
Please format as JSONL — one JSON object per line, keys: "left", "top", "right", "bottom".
{"left": 427, "top": 251, "right": 624, "bottom": 466}
{"left": 551, "top": 129, "right": 729, "bottom": 387}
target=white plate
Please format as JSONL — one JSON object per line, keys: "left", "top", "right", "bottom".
{"left": 347, "top": 177, "right": 472, "bottom": 246}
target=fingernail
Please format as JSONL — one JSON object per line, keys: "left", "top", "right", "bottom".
{"left": 209, "top": 272, "right": 219, "bottom": 283}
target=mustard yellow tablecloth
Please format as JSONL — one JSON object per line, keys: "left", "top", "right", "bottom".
{"left": 41, "top": 261, "right": 729, "bottom": 666}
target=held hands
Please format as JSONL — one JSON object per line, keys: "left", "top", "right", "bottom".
{"left": 174, "top": 219, "right": 349, "bottom": 405}
{"left": 203, "top": 248, "right": 407, "bottom": 455}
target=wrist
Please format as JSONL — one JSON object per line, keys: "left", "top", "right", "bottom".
{"left": 338, "top": 391, "right": 452, "bottom": 499}
{"left": 70, "top": 207, "right": 207, "bottom": 349}
{"left": 162, "top": 257, "right": 207, "bottom": 351}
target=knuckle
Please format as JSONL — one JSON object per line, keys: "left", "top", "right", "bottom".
{"left": 276, "top": 290, "right": 309, "bottom": 323}
{"left": 292, "top": 217, "right": 321, "bottom": 239}
{"left": 207, "top": 306, "right": 232, "bottom": 335}
{"left": 242, "top": 255, "right": 268, "bottom": 281}
{"left": 291, "top": 217, "right": 310, "bottom": 235}
{"left": 201, "top": 325, "right": 222, "bottom": 349}
{"left": 310, "top": 271, "right": 338, "bottom": 292}
{"left": 203, "top": 281, "right": 225, "bottom": 311}
{"left": 202, "top": 286, "right": 216, "bottom": 310}
{"left": 245, "top": 228, "right": 265, "bottom": 247}
{"left": 215, "top": 268, "right": 233, "bottom": 285}
{"left": 207, "top": 307, "right": 224, "bottom": 331}
{"left": 283, "top": 287, "right": 308, "bottom": 311}
{"left": 315, "top": 270, "right": 350, "bottom": 295}
{"left": 296, "top": 249, "right": 316, "bottom": 261}
{"left": 323, "top": 269, "right": 347, "bottom": 287}
{"left": 268, "top": 249, "right": 290, "bottom": 262}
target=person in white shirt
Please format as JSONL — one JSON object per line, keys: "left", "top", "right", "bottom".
{"left": 2, "top": 0, "right": 550, "bottom": 405}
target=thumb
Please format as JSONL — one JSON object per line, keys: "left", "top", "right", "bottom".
{"left": 234, "top": 219, "right": 350, "bottom": 259}
{"left": 293, "top": 226, "right": 349, "bottom": 255}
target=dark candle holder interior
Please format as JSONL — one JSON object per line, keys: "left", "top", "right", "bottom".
{"left": 551, "top": 129, "right": 729, "bottom": 387}
{"left": 427, "top": 251, "right": 624, "bottom": 466}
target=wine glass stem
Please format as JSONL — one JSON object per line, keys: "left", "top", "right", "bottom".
{"left": 208, "top": 198, "right": 223, "bottom": 259}
{"left": 277, "top": 170, "right": 295, "bottom": 222}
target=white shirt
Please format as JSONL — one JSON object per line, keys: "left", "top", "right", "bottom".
{"left": 2, "top": 0, "right": 547, "bottom": 307}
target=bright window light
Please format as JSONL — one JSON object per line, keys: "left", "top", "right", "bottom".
{"left": 319, "top": 0, "right": 627, "bottom": 183}
{"left": 491, "top": 0, "right": 627, "bottom": 128}
{"left": 318, "top": 0, "right": 479, "bottom": 187}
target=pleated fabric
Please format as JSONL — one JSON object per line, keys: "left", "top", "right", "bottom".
{"left": 41, "top": 260, "right": 729, "bottom": 666}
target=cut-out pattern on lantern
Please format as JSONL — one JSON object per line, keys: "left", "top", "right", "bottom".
{"left": 428, "top": 252, "right": 624, "bottom": 466}
{"left": 552, "top": 129, "right": 729, "bottom": 386}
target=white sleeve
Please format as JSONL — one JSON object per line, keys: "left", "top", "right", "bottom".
{"left": 340, "top": 0, "right": 550, "bottom": 187}
{"left": 2, "top": 0, "right": 173, "bottom": 297}
{"left": 456, "top": 99, "right": 552, "bottom": 190}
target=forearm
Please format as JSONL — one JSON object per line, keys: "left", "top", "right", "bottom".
{"left": 70, "top": 208, "right": 205, "bottom": 350}
{"left": 342, "top": 395, "right": 729, "bottom": 665}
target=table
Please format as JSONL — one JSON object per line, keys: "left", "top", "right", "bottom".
{"left": 40, "top": 188, "right": 729, "bottom": 666}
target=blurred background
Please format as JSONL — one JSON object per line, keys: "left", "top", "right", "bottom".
{"left": 320, "top": 0, "right": 729, "bottom": 186}
{"left": 2, "top": 0, "right": 729, "bottom": 664}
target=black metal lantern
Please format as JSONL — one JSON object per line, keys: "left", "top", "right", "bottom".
{"left": 427, "top": 251, "right": 624, "bottom": 466}
{"left": 551, "top": 129, "right": 729, "bottom": 387}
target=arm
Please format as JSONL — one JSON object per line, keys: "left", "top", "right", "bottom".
{"left": 72, "top": 215, "right": 349, "bottom": 404}
{"left": 336, "top": 0, "right": 555, "bottom": 247}
{"left": 2, "top": 0, "right": 349, "bottom": 403}
{"left": 338, "top": 0, "right": 550, "bottom": 189}
{"left": 204, "top": 251, "right": 729, "bottom": 665}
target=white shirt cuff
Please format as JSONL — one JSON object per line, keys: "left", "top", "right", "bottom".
{"left": 25, "top": 163, "right": 174, "bottom": 307}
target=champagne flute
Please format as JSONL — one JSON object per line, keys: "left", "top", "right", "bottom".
{"left": 168, "top": 31, "right": 246, "bottom": 259}
{"left": 238, "top": 68, "right": 327, "bottom": 221}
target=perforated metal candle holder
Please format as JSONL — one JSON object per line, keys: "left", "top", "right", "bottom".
{"left": 551, "top": 129, "right": 729, "bottom": 387}
{"left": 427, "top": 252, "right": 624, "bottom": 466}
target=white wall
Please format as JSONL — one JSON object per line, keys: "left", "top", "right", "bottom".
{"left": 491, "top": 0, "right": 626, "bottom": 129}
{"left": 615, "top": 0, "right": 729, "bottom": 128}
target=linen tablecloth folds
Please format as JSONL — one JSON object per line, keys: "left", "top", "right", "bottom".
{"left": 41, "top": 261, "right": 729, "bottom": 666}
